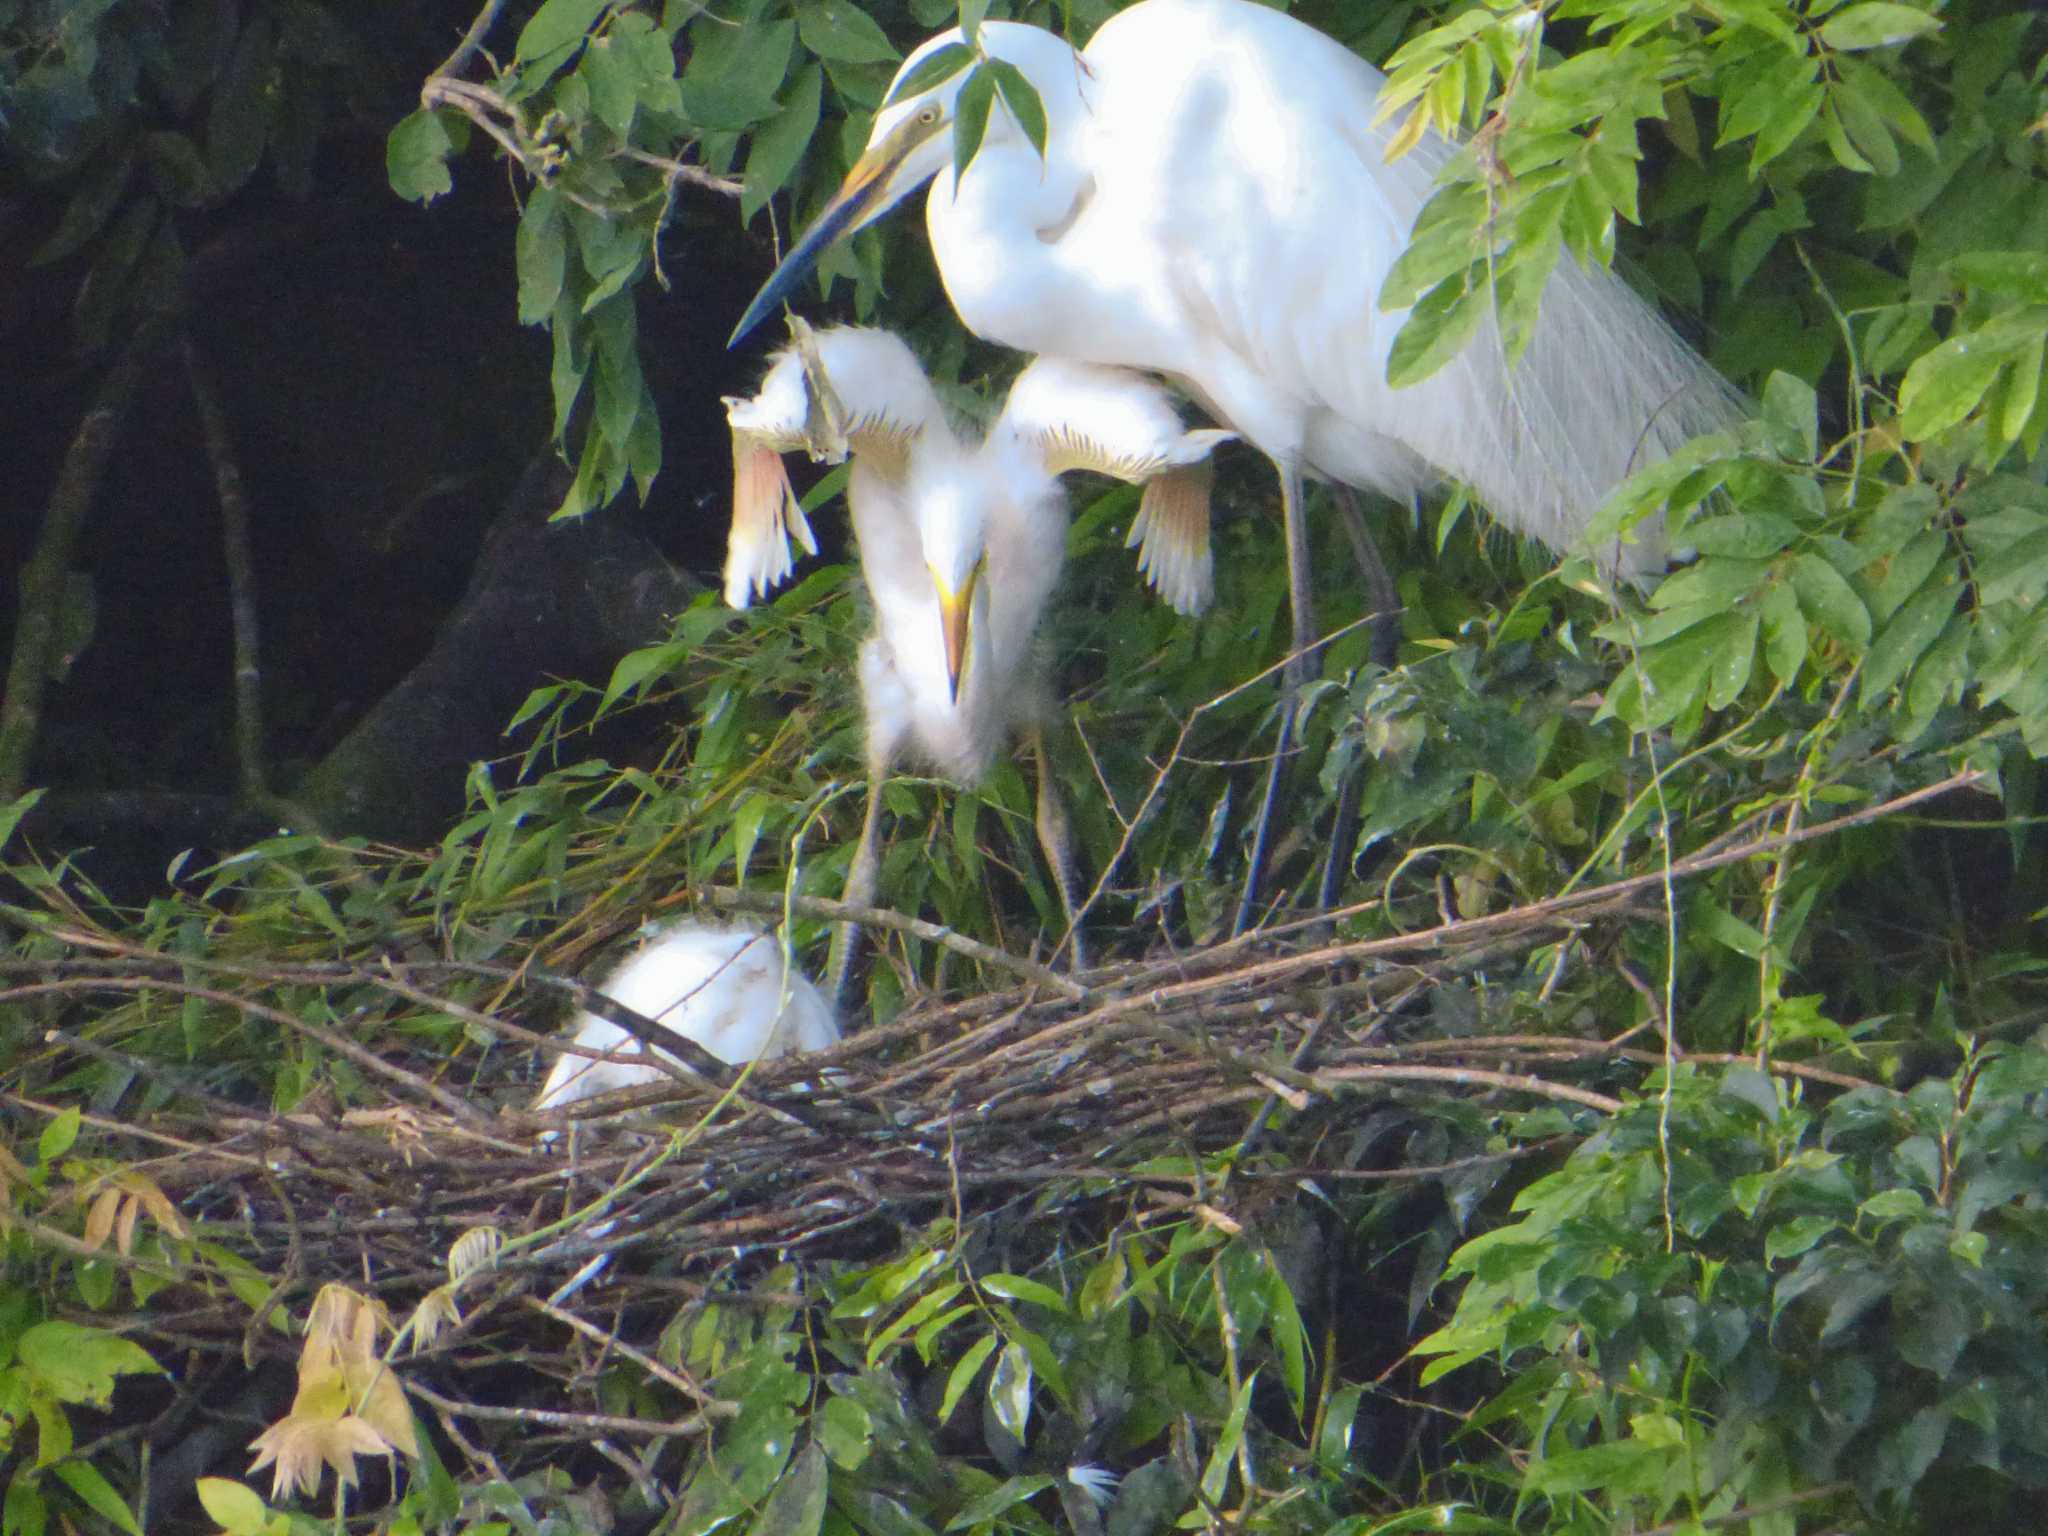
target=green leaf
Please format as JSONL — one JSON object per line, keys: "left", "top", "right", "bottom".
{"left": 1200, "top": 1376, "right": 1256, "bottom": 1507}
{"left": 1858, "top": 1188, "right": 1925, "bottom": 1222}
{"left": 1765, "top": 1215, "right": 1840, "bottom": 1263}
{"left": 1316, "top": 1384, "right": 1366, "bottom": 1474}
{"left": 1789, "top": 552, "right": 1872, "bottom": 650}
{"left": 516, "top": 187, "right": 567, "bottom": 324}
{"left": 747, "top": 1442, "right": 828, "bottom": 1536}
{"left": 32, "top": 151, "right": 136, "bottom": 266}
{"left": 1862, "top": 576, "right": 1959, "bottom": 701}
{"left": 1819, "top": 3, "right": 1941, "bottom": 51}
{"left": 944, "top": 1475, "right": 1054, "bottom": 1533}
{"left": 1387, "top": 265, "right": 1488, "bottom": 388}
{"left": 0, "top": 789, "right": 47, "bottom": 856}
{"left": 817, "top": 1395, "right": 872, "bottom": 1470}
{"left": 951, "top": 66, "right": 995, "bottom": 185}
{"left": 38, "top": 1108, "right": 80, "bottom": 1165}
{"left": 978, "top": 1274, "right": 1068, "bottom": 1314}
{"left": 1694, "top": 895, "right": 1770, "bottom": 959}
{"left": 1760, "top": 370, "right": 1818, "bottom": 461}
{"left": 743, "top": 63, "right": 823, "bottom": 224}
{"left": 4, "top": 1477, "right": 48, "bottom": 1536}
{"left": 1949, "top": 252, "right": 2048, "bottom": 303}
{"left": 1705, "top": 605, "right": 1760, "bottom": 710}
{"left": 883, "top": 42, "right": 973, "bottom": 107}
{"left": 144, "top": 134, "right": 224, "bottom": 215}
{"left": 1751, "top": 79, "right": 1823, "bottom": 173}
{"left": 798, "top": 3, "right": 899, "bottom": 64}
{"left": 193, "top": 1480, "right": 269, "bottom": 1536}
{"left": 386, "top": 109, "right": 461, "bottom": 205}
{"left": 1821, "top": 99, "right": 1874, "bottom": 173}
{"left": 582, "top": 35, "right": 641, "bottom": 137}
{"left": 516, "top": 0, "right": 610, "bottom": 64}
{"left": 49, "top": 1463, "right": 140, "bottom": 1536}
{"left": 988, "top": 1339, "right": 1033, "bottom": 1440}
{"left": 1683, "top": 512, "right": 1802, "bottom": 560}
{"left": 870, "top": 1286, "right": 967, "bottom": 1367}
{"left": 1899, "top": 319, "right": 2038, "bottom": 440}
{"left": 985, "top": 60, "right": 1047, "bottom": 159}
{"left": 1526, "top": 1439, "right": 1666, "bottom": 1498}
{"left": 939, "top": 1333, "right": 998, "bottom": 1424}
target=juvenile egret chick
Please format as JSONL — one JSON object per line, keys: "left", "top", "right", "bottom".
{"left": 997, "top": 356, "right": 1236, "bottom": 617}
{"left": 726, "top": 333, "right": 1232, "bottom": 995}
{"left": 723, "top": 324, "right": 948, "bottom": 609}
{"left": 535, "top": 921, "right": 839, "bottom": 1114}
{"left": 838, "top": 357, "right": 1234, "bottom": 994}
{"left": 725, "top": 330, "right": 1232, "bottom": 616}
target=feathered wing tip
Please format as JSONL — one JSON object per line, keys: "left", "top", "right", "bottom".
{"left": 1127, "top": 451, "right": 1219, "bottom": 616}
{"left": 724, "top": 424, "right": 816, "bottom": 609}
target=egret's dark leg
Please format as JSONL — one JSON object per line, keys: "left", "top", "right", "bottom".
{"left": 826, "top": 761, "right": 889, "bottom": 1011}
{"left": 1029, "top": 724, "right": 1088, "bottom": 973}
{"left": 1331, "top": 486, "right": 1402, "bottom": 670}
{"left": 1316, "top": 487, "right": 1402, "bottom": 914}
{"left": 1234, "top": 454, "right": 1314, "bottom": 938}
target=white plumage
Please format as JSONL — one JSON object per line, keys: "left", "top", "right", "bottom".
{"left": 733, "top": 0, "right": 1743, "bottom": 608}
{"left": 534, "top": 921, "right": 839, "bottom": 1112}
{"left": 722, "top": 328, "right": 1233, "bottom": 991}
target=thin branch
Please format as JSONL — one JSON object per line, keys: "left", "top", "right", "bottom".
{"left": 181, "top": 338, "right": 270, "bottom": 806}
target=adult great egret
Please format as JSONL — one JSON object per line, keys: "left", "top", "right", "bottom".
{"left": 734, "top": 0, "right": 1739, "bottom": 605}
{"left": 724, "top": 326, "right": 1232, "bottom": 994}
{"left": 730, "top": 0, "right": 1742, "bottom": 930}
{"left": 534, "top": 921, "right": 839, "bottom": 1114}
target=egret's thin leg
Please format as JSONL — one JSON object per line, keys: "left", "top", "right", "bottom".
{"left": 1030, "top": 724, "right": 1088, "bottom": 973}
{"left": 825, "top": 766, "right": 888, "bottom": 1010}
{"left": 1330, "top": 485, "right": 1401, "bottom": 669}
{"left": 1234, "top": 454, "right": 1312, "bottom": 938}
{"left": 1316, "top": 485, "right": 1399, "bottom": 917}
{"left": 1280, "top": 455, "right": 1318, "bottom": 687}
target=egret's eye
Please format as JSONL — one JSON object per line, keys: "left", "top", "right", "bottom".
{"left": 916, "top": 106, "right": 939, "bottom": 125}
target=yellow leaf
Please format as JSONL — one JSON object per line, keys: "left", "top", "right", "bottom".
{"left": 247, "top": 1412, "right": 393, "bottom": 1501}
{"left": 1385, "top": 103, "right": 1429, "bottom": 163}
{"left": 408, "top": 1288, "right": 462, "bottom": 1354}
{"left": 82, "top": 1187, "right": 123, "bottom": 1254}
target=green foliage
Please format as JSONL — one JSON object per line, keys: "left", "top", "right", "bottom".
{"left": 0, "top": 1130, "right": 167, "bottom": 1536}
{"left": 1417, "top": 1049, "right": 2048, "bottom": 1527}
{"left": 8, "top": 0, "right": 2048, "bottom": 1530}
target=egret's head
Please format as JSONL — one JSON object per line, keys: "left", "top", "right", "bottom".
{"left": 730, "top": 33, "right": 976, "bottom": 347}
{"left": 910, "top": 446, "right": 995, "bottom": 701}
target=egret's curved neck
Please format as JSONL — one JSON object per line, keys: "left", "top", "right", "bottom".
{"left": 927, "top": 24, "right": 1096, "bottom": 350}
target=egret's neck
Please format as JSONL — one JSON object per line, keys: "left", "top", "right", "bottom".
{"left": 927, "top": 24, "right": 1096, "bottom": 352}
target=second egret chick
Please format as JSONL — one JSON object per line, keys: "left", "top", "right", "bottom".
{"left": 838, "top": 355, "right": 1234, "bottom": 997}
{"left": 535, "top": 921, "right": 839, "bottom": 1116}
{"left": 723, "top": 324, "right": 949, "bottom": 610}
{"left": 721, "top": 330, "right": 1233, "bottom": 1000}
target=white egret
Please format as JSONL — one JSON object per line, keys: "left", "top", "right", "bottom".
{"left": 734, "top": 0, "right": 1739, "bottom": 597}
{"left": 729, "top": 0, "right": 1743, "bottom": 929}
{"left": 724, "top": 326, "right": 1233, "bottom": 993}
{"left": 534, "top": 920, "right": 840, "bottom": 1114}
{"left": 726, "top": 326, "right": 1233, "bottom": 619}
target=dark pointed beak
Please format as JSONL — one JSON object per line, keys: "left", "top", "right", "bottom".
{"left": 724, "top": 109, "right": 946, "bottom": 348}
{"left": 730, "top": 133, "right": 924, "bottom": 348}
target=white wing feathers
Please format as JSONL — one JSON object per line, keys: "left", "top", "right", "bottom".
{"left": 1000, "top": 358, "right": 1235, "bottom": 613}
